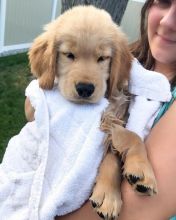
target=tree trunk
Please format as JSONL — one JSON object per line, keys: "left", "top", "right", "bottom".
{"left": 61, "top": 0, "right": 129, "bottom": 24}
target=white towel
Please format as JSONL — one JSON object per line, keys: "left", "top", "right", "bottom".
{"left": 0, "top": 80, "right": 109, "bottom": 220}
{"left": 126, "top": 58, "right": 172, "bottom": 140}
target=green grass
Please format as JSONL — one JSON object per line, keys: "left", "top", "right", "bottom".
{"left": 0, "top": 53, "right": 32, "bottom": 161}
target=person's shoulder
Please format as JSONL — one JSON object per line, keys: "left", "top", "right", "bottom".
{"left": 167, "top": 87, "right": 176, "bottom": 116}
{"left": 162, "top": 100, "right": 176, "bottom": 127}
{"left": 169, "top": 99, "right": 176, "bottom": 111}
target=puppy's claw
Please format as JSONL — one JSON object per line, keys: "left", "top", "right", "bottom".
{"left": 123, "top": 159, "right": 158, "bottom": 196}
{"left": 125, "top": 172, "right": 157, "bottom": 196}
{"left": 136, "top": 184, "right": 149, "bottom": 194}
{"left": 126, "top": 174, "right": 140, "bottom": 185}
{"left": 97, "top": 212, "right": 105, "bottom": 219}
{"left": 97, "top": 212, "right": 116, "bottom": 220}
{"left": 90, "top": 200, "right": 98, "bottom": 208}
{"left": 90, "top": 185, "right": 122, "bottom": 220}
{"left": 135, "top": 184, "right": 157, "bottom": 196}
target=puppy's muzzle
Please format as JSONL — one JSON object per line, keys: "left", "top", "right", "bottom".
{"left": 76, "top": 83, "right": 95, "bottom": 98}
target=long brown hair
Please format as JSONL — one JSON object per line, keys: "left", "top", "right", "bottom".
{"left": 130, "top": 0, "right": 154, "bottom": 69}
{"left": 130, "top": 0, "right": 176, "bottom": 86}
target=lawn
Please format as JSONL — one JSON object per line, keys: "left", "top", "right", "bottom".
{"left": 0, "top": 53, "right": 32, "bottom": 161}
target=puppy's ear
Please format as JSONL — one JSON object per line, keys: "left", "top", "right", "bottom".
{"left": 28, "top": 31, "right": 57, "bottom": 90}
{"left": 108, "top": 31, "right": 132, "bottom": 98}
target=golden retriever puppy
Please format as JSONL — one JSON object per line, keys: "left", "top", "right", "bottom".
{"left": 27, "top": 5, "right": 157, "bottom": 220}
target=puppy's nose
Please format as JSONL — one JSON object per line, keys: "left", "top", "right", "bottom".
{"left": 76, "top": 83, "right": 95, "bottom": 98}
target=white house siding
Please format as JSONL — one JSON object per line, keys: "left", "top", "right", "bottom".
{"left": 0, "top": 0, "right": 61, "bottom": 56}
{"left": 0, "top": 0, "right": 144, "bottom": 56}
{"left": 4, "top": 0, "right": 53, "bottom": 45}
{"left": 121, "top": 0, "right": 145, "bottom": 43}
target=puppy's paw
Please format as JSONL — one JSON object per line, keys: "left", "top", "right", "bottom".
{"left": 90, "top": 183, "right": 122, "bottom": 220}
{"left": 123, "top": 159, "right": 158, "bottom": 196}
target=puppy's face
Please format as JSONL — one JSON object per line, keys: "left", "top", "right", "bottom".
{"left": 57, "top": 34, "right": 112, "bottom": 103}
{"left": 29, "top": 6, "right": 132, "bottom": 103}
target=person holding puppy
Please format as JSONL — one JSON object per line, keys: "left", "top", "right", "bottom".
{"left": 57, "top": 0, "right": 176, "bottom": 219}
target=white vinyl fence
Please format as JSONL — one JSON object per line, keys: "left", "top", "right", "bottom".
{"left": 0, "top": 0, "right": 144, "bottom": 57}
{"left": 0, "top": 0, "right": 61, "bottom": 56}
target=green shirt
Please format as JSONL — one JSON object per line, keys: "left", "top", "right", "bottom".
{"left": 153, "top": 86, "right": 176, "bottom": 126}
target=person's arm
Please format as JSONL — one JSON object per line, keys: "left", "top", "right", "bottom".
{"left": 55, "top": 202, "right": 101, "bottom": 220}
{"left": 118, "top": 100, "right": 176, "bottom": 220}
{"left": 56, "top": 101, "right": 176, "bottom": 220}
{"left": 24, "top": 97, "right": 35, "bottom": 122}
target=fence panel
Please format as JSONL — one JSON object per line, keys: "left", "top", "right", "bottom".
{"left": 0, "top": 0, "right": 144, "bottom": 56}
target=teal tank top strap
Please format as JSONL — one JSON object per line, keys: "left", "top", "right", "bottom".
{"left": 153, "top": 86, "right": 176, "bottom": 126}
{"left": 152, "top": 86, "right": 176, "bottom": 220}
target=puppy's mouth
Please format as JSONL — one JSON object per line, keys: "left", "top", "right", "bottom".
{"left": 72, "top": 96, "right": 95, "bottom": 104}
{"left": 69, "top": 95, "right": 96, "bottom": 104}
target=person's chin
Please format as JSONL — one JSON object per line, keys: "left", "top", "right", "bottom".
{"left": 152, "top": 48, "right": 174, "bottom": 64}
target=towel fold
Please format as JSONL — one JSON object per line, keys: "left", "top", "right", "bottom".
{"left": 0, "top": 80, "right": 108, "bottom": 220}
{"left": 126, "top": 59, "right": 172, "bottom": 140}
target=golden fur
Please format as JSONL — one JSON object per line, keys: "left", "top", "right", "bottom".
{"left": 27, "top": 6, "right": 157, "bottom": 220}
{"left": 29, "top": 6, "right": 131, "bottom": 102}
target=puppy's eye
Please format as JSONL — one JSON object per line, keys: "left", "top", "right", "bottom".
{"left": 64, "top": 52, "right": 75, "bottom": 60}
{"left": 97, "top": 56, "right": 109, "bottom": 63}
